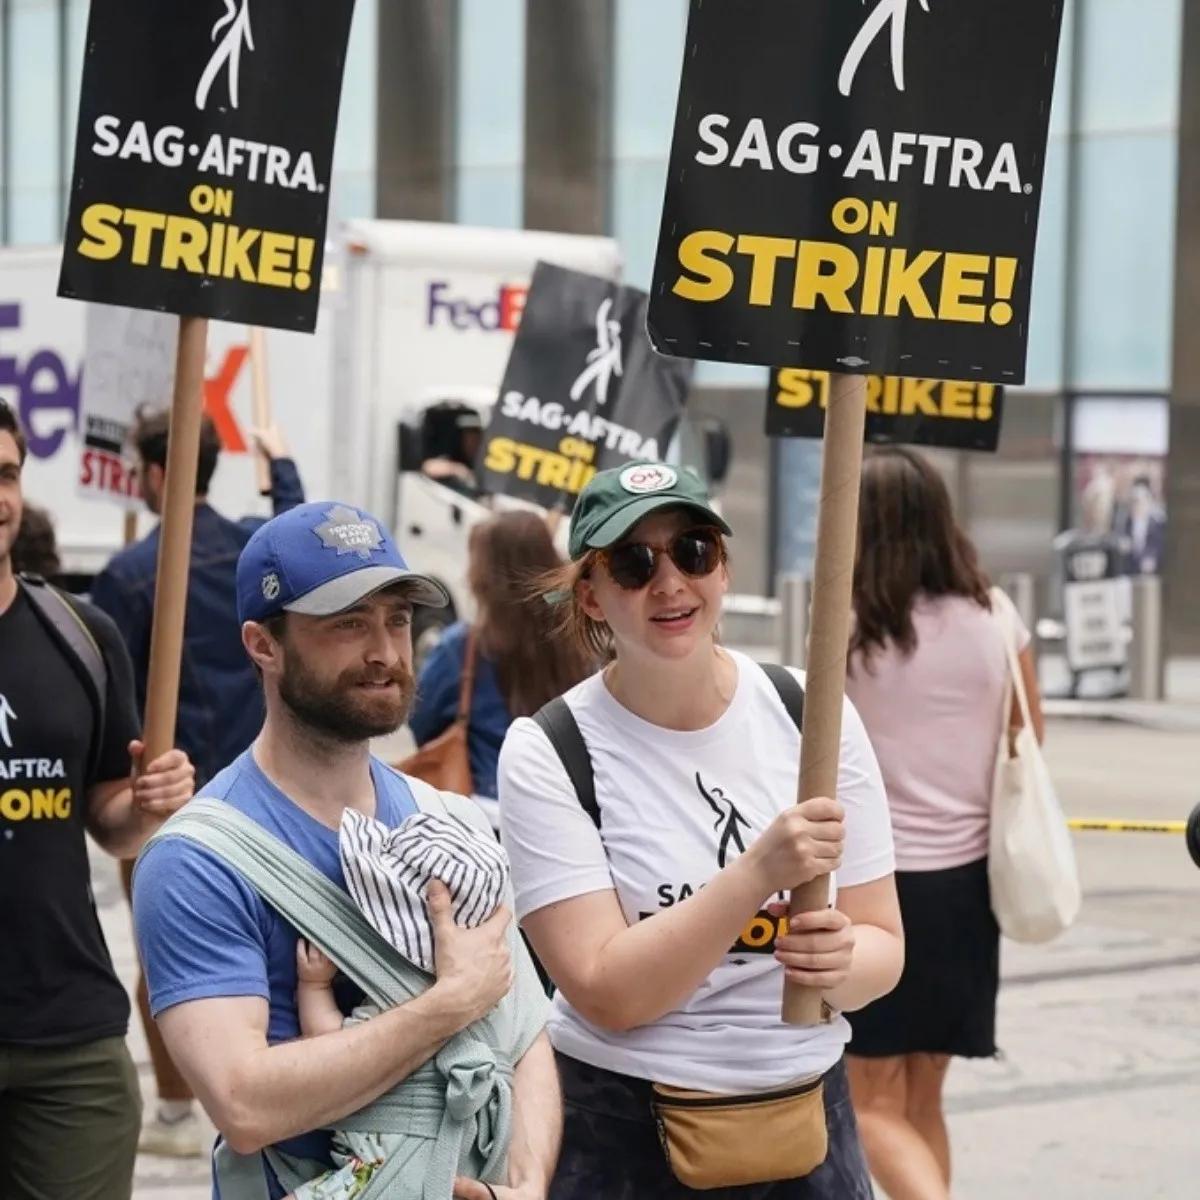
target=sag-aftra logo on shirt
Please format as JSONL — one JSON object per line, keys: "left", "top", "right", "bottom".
{"left": 0, "top": 696, "right": 73, "bottom": 823}
{"left": 642, "top": 772, "right": 789, "bottom": 958}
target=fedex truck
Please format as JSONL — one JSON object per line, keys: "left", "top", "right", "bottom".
{"left": 2, "top": 220, "right": 631, "bottom": 646}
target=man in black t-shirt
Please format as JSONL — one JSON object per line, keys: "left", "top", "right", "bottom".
{"left": 0, "top": 401, "right": 195, "bottom": 1200}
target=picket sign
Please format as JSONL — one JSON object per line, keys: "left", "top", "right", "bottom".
{"left": 649, "top": 0, "right": 1065, "bottom": 1023}
{"left": 783, "top": 374, "right": 867, "bottom": 1025}
{"left": 248, "top": 327, "right": 273, "bottom": 496}
{"left": 142, "top": 317, "right": 208, "bottom": 760}
{"left": 58, "top": 0, "right": 352, "bottom": 757}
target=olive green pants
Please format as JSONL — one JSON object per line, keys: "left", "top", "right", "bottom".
{"left": 0, "top": 1035, "right": 141, "bottom": 1200}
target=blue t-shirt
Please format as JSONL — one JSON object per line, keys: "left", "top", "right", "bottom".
{"left": 408, "top": 623, "right": 513, "bottom": 799}
{"left": 133, "top": 750, "right": 418, "bottom": 1199}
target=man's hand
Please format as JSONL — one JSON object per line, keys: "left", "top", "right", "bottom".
{"left": 129, "top": 739, "right": 195, "bottom": 818}
{"left": 453, "top": 1179, "right": 540, "bottom": 1200}
{"left": 768, "top": 904, "right": 855, "bottom": 991}
{"left": 428, "top": 881, "right": 513, "bottom": 1027}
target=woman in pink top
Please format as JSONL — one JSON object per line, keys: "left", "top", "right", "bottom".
{"left": 843, "top": 449, "right": 1044, "bottom": 1200}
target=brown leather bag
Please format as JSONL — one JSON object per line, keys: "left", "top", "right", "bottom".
{"left": 397, "top": 629, "right": 477, "bottom": 795}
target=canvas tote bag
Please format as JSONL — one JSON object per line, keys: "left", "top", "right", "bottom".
{"left": 988, "top": 588, "right": 1081, "bottom": 943}
{"left": 397, "top": 629, "right": 477, "bottom": 795}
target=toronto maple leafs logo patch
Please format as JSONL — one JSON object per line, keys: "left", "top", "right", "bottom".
{"left": 313, "top": 505, "right": 384, "bottom": 560}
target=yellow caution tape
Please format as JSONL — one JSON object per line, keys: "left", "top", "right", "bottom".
{"left": 1067, "top": 819, "right": 1187, "bottom": 835}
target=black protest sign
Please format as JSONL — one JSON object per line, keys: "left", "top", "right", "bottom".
{"left": 479, "top": 263, "right": 692, "bottom": 509}
{"left": 767, "top": 368, "right": 1003, "bottom": 452}
{"left": 58, "top": 0, "right": 355, "bottom": 333}
{"left": 649, "top": 0, "right": 1064, "bottom": 385}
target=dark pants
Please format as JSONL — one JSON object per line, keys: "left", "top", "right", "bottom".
{"left": 0, "top": 1035, "right": 141, "bottom": 1200}
{"left": 551, "top": 1053, "right": 874, "bottom": 1199}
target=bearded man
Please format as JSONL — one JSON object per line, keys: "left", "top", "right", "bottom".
{"left": 132, "top": 502, "right": 560, "bottom": 1200}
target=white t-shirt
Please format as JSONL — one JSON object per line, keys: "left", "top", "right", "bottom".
{"left": 497, "top": 650, "right": 894, "bottom": 1094}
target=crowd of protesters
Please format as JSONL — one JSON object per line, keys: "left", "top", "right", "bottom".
{"left": 0, "top": 391, "right": 1045, "bottom": 1200}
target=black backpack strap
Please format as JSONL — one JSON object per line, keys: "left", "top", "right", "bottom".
{"left": 18, "top": 575, "right": 108, "bottom": 778}
{"left": 532, "top": 697, "right": 599, "bottom": 829}
{"left": 759, "top": 662, "right": 805, "bottom": 734}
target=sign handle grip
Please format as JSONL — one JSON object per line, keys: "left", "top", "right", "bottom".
{"left": 248, "top": 327, "right": 273, "bottom": 497}
{"left": 782, "top": 372, "right": 867, "bottom": 1026}
{"left": 142, "top": 316, "right": 209, "bottom": 763}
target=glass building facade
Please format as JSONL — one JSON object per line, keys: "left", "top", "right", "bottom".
{"left": 2, "top": 0, "right": 1196, "bottom": 648}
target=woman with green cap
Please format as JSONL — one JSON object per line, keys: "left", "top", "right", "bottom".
{"left": 498, "top": 462, "right": 904, "bottom": 1198}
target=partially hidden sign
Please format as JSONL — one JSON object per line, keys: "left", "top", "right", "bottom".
{"left": 649, "top": 0, "right": 1064, "bottom": 384}
{"left": 479, "top": 262, "right": 693, "bottom": 509}
{"left": 767, "top": 368, "right": 1003, "bottom": 452}
{"left": 58, "top": 0, "right": 355, "bottom": 333}
{"left": 79, "top": 306, "right": 178, "bottom": 506}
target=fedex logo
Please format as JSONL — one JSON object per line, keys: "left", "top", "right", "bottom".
{"left": 1, "top": 302, "right": 251, "bottom": 461}
{"left": 0, "top": 304, "right": 81, "bottom": 460}
{"left": 426, "top": 281, "right": 527, "bottom": 333}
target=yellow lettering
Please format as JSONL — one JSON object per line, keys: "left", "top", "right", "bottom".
{"left": 941, "top": 381, "right": 976, "bottom": 419}
{"left": 673, "top": 230, "right": 736, "bottom": 302}
{"left": 775, "top": 368, "right": 827, "bottom": 410}
{"left": 483, "top": 437, "right": 518, "bottom": 474}
{"left": 160, "top": 217, "right": 208, "bottom": 272}
{"left": 741, "top": 916, "right": 777, "bottom": 949}
{"left": 938, "top": 252, "right": 990, "bottom": 323}
{"left": 793, "top": 241, "right": 859, "bottom": 314}
{"left": 123, "top": 209, "right": 168, "bottom": 266}
{"left": 900, "top": 378, "right": 940, "bottom": 416}
{"left": 883, "top": 249, "right": 939, "bottom": 318}
{"left": 78, "top": 204, "right": 123, "bottom": 260}
{"left": 736, "top": 235, "right": 796, "bottom": 306}
{"left": 1, "top": 790, "right": 31, "bottom": 821}
{"left": 258, "top": 232, "right": 294, "bottom": 287}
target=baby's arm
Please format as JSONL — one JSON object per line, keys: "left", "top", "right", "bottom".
{"left": 295, "top": 940, "right": 345, "bottom": 1038}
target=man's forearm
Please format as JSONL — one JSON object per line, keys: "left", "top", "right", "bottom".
{"left": 213, "top": 984, "right": 474, "bottom": 1153}
{"left": 506, "top": 1033, "right": 561, "bottom": 1195}
{"left": 87, "top": 789, "right": 158, "bottom": 860}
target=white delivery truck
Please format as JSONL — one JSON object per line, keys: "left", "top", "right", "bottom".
{"left": 2, "top": 222, "right": 613, "bottom": 640}
{"left": 4, "top": 220, "right": 730, "bottom": 652}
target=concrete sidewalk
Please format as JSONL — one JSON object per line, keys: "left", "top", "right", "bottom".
{"left": 95, "top": 715, "right": 1199, "bottom": 1198}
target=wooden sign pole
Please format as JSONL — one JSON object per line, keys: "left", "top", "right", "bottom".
{"left": 141, "top": 315, "right": 209, "bottom": 762}
{"left": 248, "top": 327, "right": 273, "bottom": 496}
{"left": 782, "top": 372, "right": 868, "bottom": 1025}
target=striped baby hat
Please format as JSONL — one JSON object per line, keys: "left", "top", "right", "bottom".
{"left": 338, "top": 808, "right": 510, "bottom": 973}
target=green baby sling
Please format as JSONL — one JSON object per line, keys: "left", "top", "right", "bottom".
{"left": 137, "top": 783, "right": 548, "bottom": 1200}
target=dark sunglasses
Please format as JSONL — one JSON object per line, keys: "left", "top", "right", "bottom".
{"left": 597, "top": 526, "right": 726, "bottom": 591}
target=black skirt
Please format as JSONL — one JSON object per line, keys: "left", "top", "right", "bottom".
{"left": 846, "top": 856, "right": 999, "bottom": 1059}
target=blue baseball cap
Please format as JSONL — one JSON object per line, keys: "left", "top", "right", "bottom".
{"left": 237, "top": 501, "right": 449, "bottom": 624}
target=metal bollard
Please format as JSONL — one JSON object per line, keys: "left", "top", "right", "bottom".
{"left": 1128, "top": 575, "right": 1165, "bottom": 701}
{"left": 778, "top": 575, "right": 811, "bottom": 668}
{"left": 999, "top": 571, "right": 1036, "bottom": 633}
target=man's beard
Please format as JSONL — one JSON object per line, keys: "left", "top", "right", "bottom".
{"left": 278, "top": 650, "right": 416, "bottom": 743}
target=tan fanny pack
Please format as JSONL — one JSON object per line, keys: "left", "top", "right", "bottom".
{"left": 651, "top": 1072, "right": 829, "bottom": 1190}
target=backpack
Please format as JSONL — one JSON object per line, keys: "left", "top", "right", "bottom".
{"left": 17, "top": 574, "right": 108, "bottom": 782}
{"left": 531, "top": 662, "right": 805, "bottom": 828}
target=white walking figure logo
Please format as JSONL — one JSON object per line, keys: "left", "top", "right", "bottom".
{"left": 0, "top": 694, "right": 15, "bottom": 751}
{"left": 569, "top": 298, "right": 624, "bottom": 407}
{"left": 838, "top": 0, "right": 930, "bottom": 98}
{"left": 196, "top": 0, "right": 256, "bottom": 112}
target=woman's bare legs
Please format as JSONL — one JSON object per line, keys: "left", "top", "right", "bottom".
{"left": 905, "top": 1053, "right": 952, "bottom": 1186}
{"left": 846, "top": 1054, "right": 951, "bottom": 1200}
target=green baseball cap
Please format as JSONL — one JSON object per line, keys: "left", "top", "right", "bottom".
{"left": 568, "top": 462, "right": 732, "bottom": 560}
